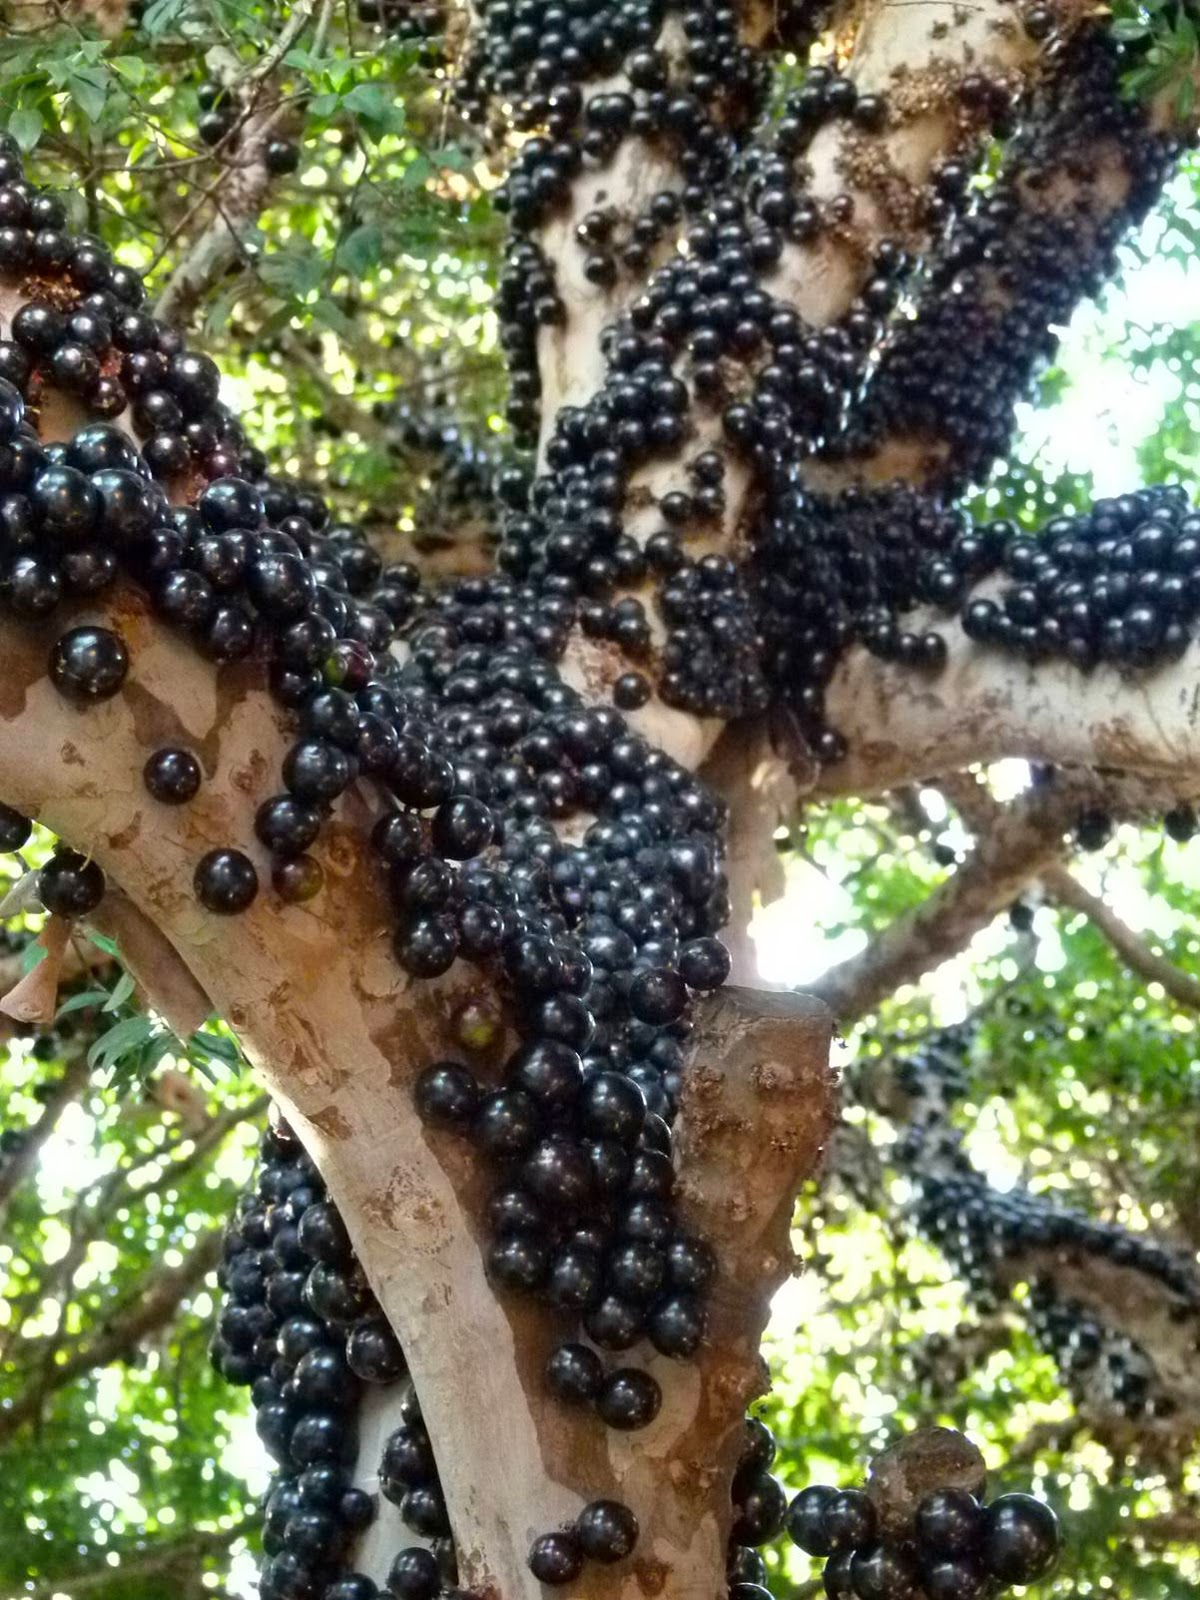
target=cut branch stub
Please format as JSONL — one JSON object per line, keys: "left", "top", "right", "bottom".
{"left": 673, "top": 984, "right": 836, "bottom": 1408}
{"left": 866, "top": 1427, "right": 987, "bottom": 1541}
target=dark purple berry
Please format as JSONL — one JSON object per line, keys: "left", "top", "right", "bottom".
{"left": 49, "top": 626, "right": 129, "bottom": 701}
{"left": 143, "top": 748, "right": 201, "bottom": 804}
{"left": 194, "top": 848, "right": 259, "bottom": 914}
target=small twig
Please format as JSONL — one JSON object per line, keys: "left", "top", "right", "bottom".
{"left": 0, "top": 1228, "right": 223, "bottom": 1443}
{"left": 1045, "top": 866, "right": 1200, "bottom": 1012}
{"left": 242, "top": 0, "right": 317, "bottom": 85}
{"left": 810, "top": 781, "right": 1088, "bottom": 1023}
{"left": 22, "top": 1517, "right": 257, "bottom": 1598}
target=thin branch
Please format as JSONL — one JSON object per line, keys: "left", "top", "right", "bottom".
{"left": 0, "top": 1046, "right": 91, "bottom": 1223}
{"left": 0, "top": 1228, "right": 223, "bottom": 1443}
{"left": 22, "top": 1517, "right": 257, "bottom": 1599}
{"left": 943, "top": 769, "right": 1200, "bottom": 1010}
{"left": 1045, "top": 867, "right": 1200, "bottom": 1012}
{"left": 153, "top": 67, "right": 305, "bottom": 326}
{"left": 810, "top": 782, "right": 1086, "bottom": 1022}
{"left": 242, "top": 0, "right": 317, "bottom": 84}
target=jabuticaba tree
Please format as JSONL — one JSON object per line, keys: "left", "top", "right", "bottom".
{"left": 873, "top": 1030, "right": 1200, "bottom": 1443}
{"left": 0, "top": 0, "right": 1199, "bottom": 1597}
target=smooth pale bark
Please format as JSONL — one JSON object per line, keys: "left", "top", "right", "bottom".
{"left": 820, "top": 611, "right": 1200, "bottom": 799}
{"left": 3, "top": 0, "right": 1195, "bottom": 1589}
{"left": 0, "top": 593, "right": 840, "bottom": 1596}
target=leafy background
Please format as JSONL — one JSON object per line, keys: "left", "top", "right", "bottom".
{"left": 1, "top": 0, "right": 1200, "bottom": 1595}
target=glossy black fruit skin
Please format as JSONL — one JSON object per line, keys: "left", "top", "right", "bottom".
{"left": 387, "top": 1545, "right": 440, "bottom": 1600}
{"left": 0, "top": 801, "right": 31, "bottom": 853}
{"left": 545, "top": 1341, "right": 603, "bottom": 1405}
{"left": 916, "top": 1488, "right": 984, "bottom": 1558}
{"left": 194, "top": 848, "right": 259, "bottom": 913}
{"left": 728, "top": 1546, "right": 768, "bottom": 1586}
{"left": 144, "top": 747, "right": 202, "bottom": 804}
{"left": 981, "top": 1493, "right": 1061, "bottom": 1585}
{"left": 731, "top": 1472, "right": 787, "bottom": 1546}
{"left": 257, "top": 794, "right": 322, "bottom": 857}
{"left": 595, "top": 1367, "right": 661, "bottom": 1430}
{"left": 32, "top": 464, "right": 99, "bottom": 544}
{"left": 325, "top": 1577, "right": 379, "bottom": 1600}
{"left": 576, "top": 1498, "right": 639, "bottom": 1562}
{"left": 346, "top": 1314, "right": 406, "bottom": 1383}
{"left": 824, "top": 1487, "right": 878, "bottom": 1552}
{"left": 851, "top": 1541, "right": 918, "bottom": 1600}
{"left": 920, "top": 1557, "right": 988, "bottom": 1600}
{"left": 823, "top": 1547, "right": 856, "bottom": 1599}
{"left": 414, "top": 1062, "right": 480, "bottom": 1127}
{"left": 38, "top": 850, "right": 106, "bottom": 916}
{"left": 49, "top": 625, "right": 129, "bottom": 701}
{"left": 528, "top": 1530, "right": 583, "bottom": 1585}
{"left": 648, "top": 1291, "right": 706, "bottom": 1357}
{"left": 265, "top": 138, "right": 301, "bottom": 175}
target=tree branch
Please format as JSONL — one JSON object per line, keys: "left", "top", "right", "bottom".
{"left": 819, "top": 608, "right": 1200, "bottom": 800}
{"left": 1044, "top": 867, "right": 1200, "bottom": 1012}
{"left": 153, "top": 89, "right": 296, "bottom": 328}
{"left": 0, "top": 1227, "right": 223, "bottom": 1443}
{"left": 22, "top": 1517, "right": 257, "bottom": 1599}
{"left": 943, "top": 768, "right": 1200, "bottom": 1010}
{"left": 0, "top": 1045, "right": 91, "bottom": 1223}
{"left": 810, "top": 780, "right": 1086, "bottom": 1022}
{"left": 822, "top": 33, "right": 1184, "bottom": 492}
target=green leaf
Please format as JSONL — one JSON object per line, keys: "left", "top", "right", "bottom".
{"left": 7, "top": 108, "right": 43, "bottom": 153}
{"left": 336, "top": 223, "right": 382, "bottom": 278}
{"left": 140, "top": 0, "right": 189, "bottom": 32}
{"left": 88, "top": 1013, "right": 156, "bottom": 1071}
{"left": 86, "top": 930, "right": 121, "bottom": 958}
{"left": 103, "top": 970, "right": 137, "bottom": 1013}
{"left": 1111, "top": 17, "right": 1151, "bottom": 38}
{"left": 342, "top": 82, "right": 406, "bottom": 139}
{"left": 190, "top": 1028, "right": 240, "bottom": 1064}
{"left": 110, "top": 55, "right": 149, "bottom": 87}
{"left": 140, "top": 1032, "right": 179, "bottom": 1075}
{"left": 55, "top": 988, "right": 111, "bottom": 1018}
{"left": 66, "top": 65, "right": 110, "bottom": 125}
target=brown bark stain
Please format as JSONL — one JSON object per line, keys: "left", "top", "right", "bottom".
{"left": 308, "top": 1103, "right": 354, "bottom": 1141}
{"left": 631, "top": 1559, "right": 669, "bottom": 1596}
{"left": 106, "top": 814, "right": 143, "bottom": 851}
